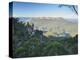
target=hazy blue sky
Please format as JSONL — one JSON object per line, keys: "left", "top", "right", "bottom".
{"left": 10, "top": 2, "right": 78, "bottom": 19}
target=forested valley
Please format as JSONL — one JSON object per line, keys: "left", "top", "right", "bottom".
{"left": 10, "top": 17, "right": 78, "bottom": 58}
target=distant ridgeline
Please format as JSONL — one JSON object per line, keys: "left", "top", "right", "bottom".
{"left": 17, "top": 17, "right": 78, "bottom": 37}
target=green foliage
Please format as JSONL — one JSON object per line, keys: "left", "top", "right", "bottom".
{"left": 10, "top": 17, "right": 78, "bottom": 58}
